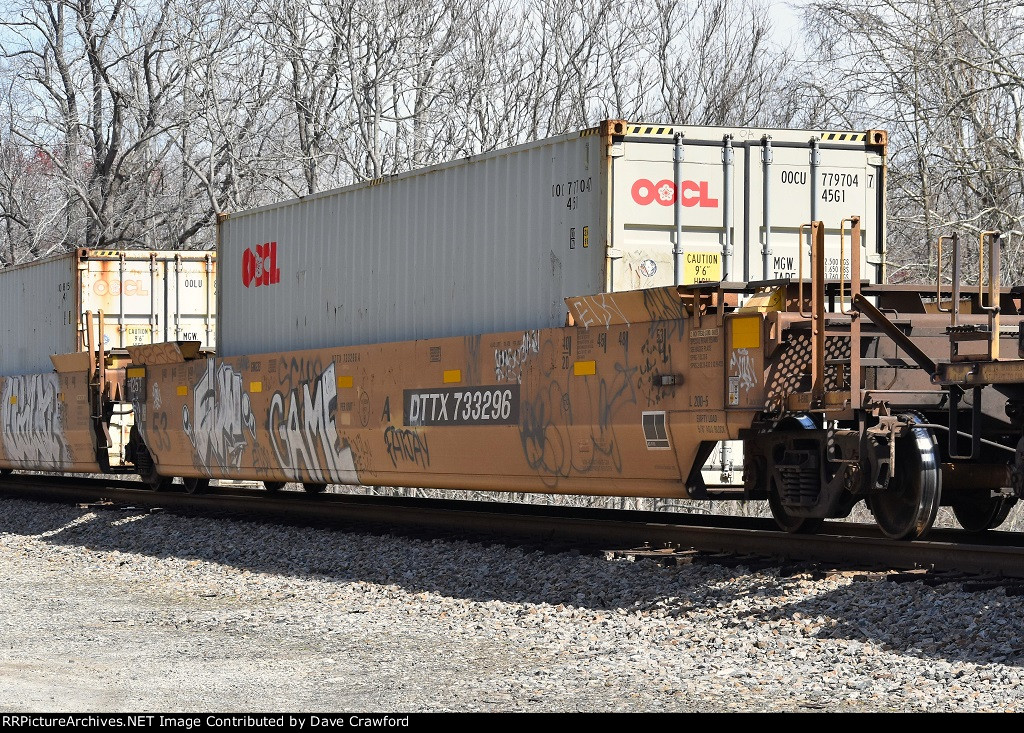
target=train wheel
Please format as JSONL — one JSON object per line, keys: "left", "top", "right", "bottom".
{"left": 135, "top": 443, "right": 172, "bottom": 492}
{"left": 303, "top": 483, "right": 328, "bottom": 494}
{"left": 766, "top": 413, "right": 824, "bottom": 534}
{"left": 264, "top": 481, "right": 286, "bottom": 492}
{"left": 869, "top": 414, "right": 941, "bottom": 540}
{"left": 183, "top": 477, "right": 210, "bottom": 495}
{"left": 142, "top": 467, "right": 172, "bottom": 492}
{"left": 952, "top": 496, "right": 1017, "bottom": 533}
{"left": 768, "top": 482, "right": 825, "bottom": 534}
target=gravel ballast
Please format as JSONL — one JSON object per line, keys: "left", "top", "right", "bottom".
{"left": 1, "top": 496, "right": 1023, "bottom": 713}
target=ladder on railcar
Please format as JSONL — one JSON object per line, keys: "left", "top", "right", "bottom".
{"left": 798, "top": 222, "right": 1024, "bottom": 461}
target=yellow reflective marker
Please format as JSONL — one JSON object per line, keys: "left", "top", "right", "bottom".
{"left": 249, "top": 381, "right": 263, "bottom": 393}
{"left": 337, "top": 375, "right": 354, "bottom": 389}
{"left": 574, "top": 360, "right": 596, "bottom": 376}
{"left": 443, "top": 369, "right": 462, "bottom": 384}
{"left": 127, "top": 367, "right": 146, "bottom": 378}
{"left": 177, "top": 386, "right": 188, "bottom": 396}
{"left": 731, "top": 316, "right": 761, "bottom": 349}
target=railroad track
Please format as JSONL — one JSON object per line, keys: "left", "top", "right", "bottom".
{"left": 3, "top": 474, "right": 1024, "bottom": 582}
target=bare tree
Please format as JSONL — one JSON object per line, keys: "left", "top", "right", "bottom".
{"left": 802, "top": 0, "right": 1024, "bottom": 283}
{"left": 0, "top": 125, "right": 73, "bottom": 263}
{"left": 441, "top": 0, "right": 534, "bottom": 155}
{"left": 646, "top": 0, "right": 798, "bottom": 127}
{"left": 0, "top": 0, "right": 185, "bottom": 250}
{"left": 0, "top": 0, "right": 806, "bottom": 259}
{"left": 249, "top": 0, "right": 348, "bottom": 194}
{"left": 170, "top": 0, "right": 294, "bottom": 239}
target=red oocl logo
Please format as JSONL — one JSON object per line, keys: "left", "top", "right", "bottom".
{"left": 631, "top": 179, "right": 719, "bottom": 208}
{"left": 242, "top": 241, "right": 281, "bottom": 288}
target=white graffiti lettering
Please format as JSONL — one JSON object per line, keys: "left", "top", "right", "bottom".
{"left": 571, "top": 293, "right": 629, "bottom": 328}
{"left": 730, "top": 348, "right": 758, "bottom": 391}
{"left": 494, "top": 330, "right": 540, "bottom": 383}
{"left": 268, "top": 362, "right": 359, "bottom": 484}
{"left": 1, "top": 374, "right": 70, "bottom": 468}
{"left": 183, "top": 360, "right": 256, "bottom": 470}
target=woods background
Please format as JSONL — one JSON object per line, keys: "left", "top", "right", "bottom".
{"left": 1, "top": 0, "right": 1022, "bottom": 284}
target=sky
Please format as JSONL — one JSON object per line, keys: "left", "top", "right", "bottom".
{"left": 773, "top": 0, "right": 806, "bottom": 33}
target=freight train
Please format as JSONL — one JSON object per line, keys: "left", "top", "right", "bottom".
{"left": 2, "top": 120, "right": 1023, "bottom": 541}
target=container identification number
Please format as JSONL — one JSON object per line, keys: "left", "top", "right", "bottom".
{"left": 552, "top": 178, "right": 592, "bottom": 198}
{"left": 404, "top": 386, "right": 520, "bottom": 427}
{"left": 778, "top": 170, "right": 875, "bottom": 204}
{"left": 552, "top": 177, "right": 592, "bottom": 211}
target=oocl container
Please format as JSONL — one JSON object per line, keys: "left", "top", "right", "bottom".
{"left": 0, "top": 249, "right": 216, "bottom": 376}
{"left": 217, "top": 120, "right": 886, "bottom": 356}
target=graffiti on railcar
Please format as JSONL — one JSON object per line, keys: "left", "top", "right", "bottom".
{"left": 519, "top": 378, "right": 572, "bottom": 486}
{"left": 517, "top": 328, "right": 638, "bottom": 484}
{"left": 637, "top": 326, "right": 671, "bottom": 407}
{"left": 641, "top": 287, "right": 687, "bottom": 338}
{"left": 131, "top": 341, "right": 192, "bottom": 366}
{"left": 147, "top": 408, "right": 175, "bottom": 454}
{"left": 0, "top": 374, "right": 71, "bottom": 468}
{"left": 633, "top": 288, "right": 687, "bottom": 408}
{"left": 463, "top": 334, "right": 483, "bottom": 385}
{"left": 346, "top": 432, "right": 378, "bottom": 480}
{"left": 572, "top": 353, "right": 637, "bottom": 475}
{"left": 494, "top": 330, "right": 540, "bottom": 383}
{"left": 570, "top": 292, "right": 629, "bottom": 328}
{"left": 267, "top": 360, "right": 359, "bottom": 484}
{"left": 730, "top": 348, "right": 757, "bottom": 390}
{"left": 383, "top": 426, "right": 430, "bottom": 468}
{"left": 358, "top": 391, "right": 371, "bottom": 428}
{"left": 182, "top": 359, "right": 257, "bottom": 471}
{"left": 727, "top": 348, "right": 758, "bottom": 407}
{"left": 270, "top": 353, "right": 332, "bottom": 392}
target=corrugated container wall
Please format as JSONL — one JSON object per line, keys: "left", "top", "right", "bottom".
{"left": 0, "top": 249, "right": 216, "bottom": 376}
{"left": 218, "top": 121, "right": 886, "bottom": 356}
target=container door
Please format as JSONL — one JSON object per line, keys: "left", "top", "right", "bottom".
{"left": 747, "top": 137, "right": 883, "bottom": 283}
{"left": 164, "top": 255, "right": 216, "bottom": 348}
{"left": 608, "top": 126, "right": 884, "bottom": 290}
{"left": 610, "top": 136, "right": 738, "bottom": 289}
{"left": 80, "top": 253, "right": 165, "bottom": 350}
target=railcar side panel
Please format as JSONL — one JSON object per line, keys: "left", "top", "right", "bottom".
{"left": 131, "top": 289, "right": 769, "bottom": 497}
{"left": 0, "top": 370, "right": 101, "bottom": 473}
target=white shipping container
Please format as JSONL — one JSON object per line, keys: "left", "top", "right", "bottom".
{"left": 217, "top": 120, "right": 886, "bottom": 356}
{"left": 0, "top": 249, "right": 216, "bottom": 376}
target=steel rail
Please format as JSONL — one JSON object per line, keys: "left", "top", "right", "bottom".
{"left": 2, "top": 475, "right": 1024, "bottom": 578}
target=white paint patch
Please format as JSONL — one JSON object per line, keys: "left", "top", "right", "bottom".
{"left": 1, "top": 373, "right": 71, "bottom": 468}
{"left": 730, "top": 348, "right": 757, "bottom": 391}
{"left": 183, "top": 359, "right": 257, "bottom": 470}
{"left": 268, "top": 362, "right": 360, "bottom": 485}
{"left": 571, "top": 293, "right": 629, "bottom": 327}
{"left": 494, "top": 330, "right": 540, "bottom": 383}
